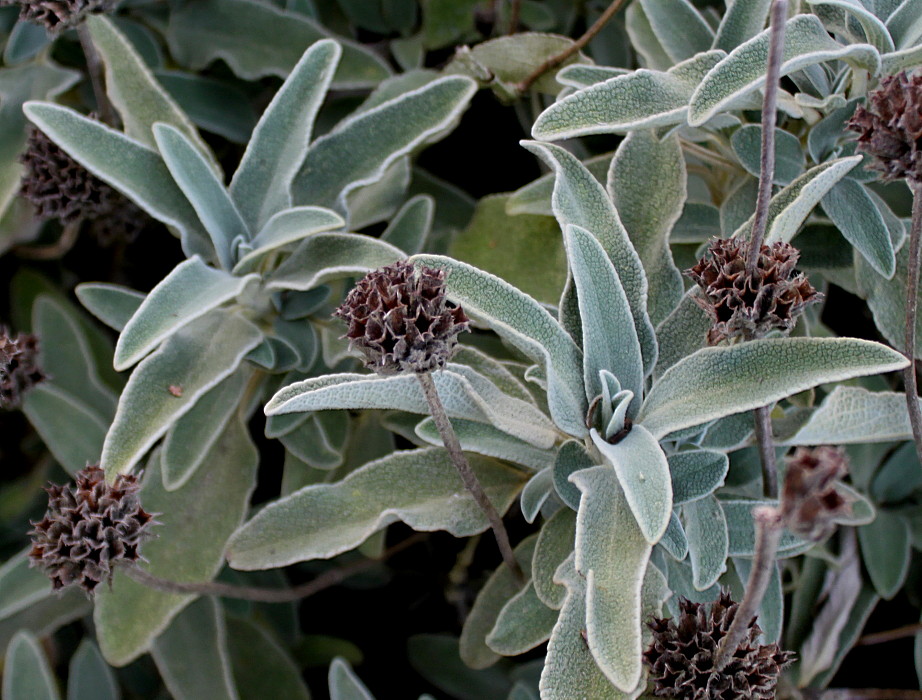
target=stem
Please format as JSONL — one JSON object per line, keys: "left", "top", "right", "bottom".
{"left": 76, "top": 23, "right": 117, "bottom": 127}
{"left": 416, "top": 372, "right": 525, "bottom": 584}
{"left": 747, "top": 0, "right": 788, "bottom": 272}
{"left": 124, "top": 533, "right": 425, "bottom": 603}
{"left": 857, "top": 621, "right": 922, "bottom": 646}
{"left": 14, "top": 221, "right": 80, "bottom": 260}
{"left": 508, "top": 0, "right": 521, "bottom": 34}
{"left": 516, "top": 0, "right": 628, "bottom": 94}
{"left": 713, "top": 506, "right": 783, "bottom": 672}
{"left": 754, "top": 404, "right": 778, "bottom": 497}
{"left": 903, "top": 181, "right": 922, "bottom": 466}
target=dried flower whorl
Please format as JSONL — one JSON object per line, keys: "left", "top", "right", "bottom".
{"left": 334, "top": 261, "right": 470, "bottom": 374}
{"left": 847, "top": 71, "right": 922, "bottom": 183}
{"left": 0, "top": 0, "right": 115, "bottom": 33}
{"left": 643, "top": 591, "right": 794, "bottom": 699}
{"left": 0, "top": 327, "right": 45, "bottom": 409}
{"left": 29, "top": 465, "right": 157, "bottom": 595}
{"left": 686, "top": 238, "right": 821, "bottom": 345}
{"left": 781, "top": 446, "right": 852, "bottom": 541}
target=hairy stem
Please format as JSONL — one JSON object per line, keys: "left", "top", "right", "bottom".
{"left": 76, "top": 23, "right": 117, "bottom": 127}
{"left": 508, "top": 0, "right": 521, "bottom": 34}
{"left": 416, "top": 372, "right": 525, "bottom": 583}
{"left": 125, "top": 533, "right": 425, "bottom": 603}
{"left": 516, "top": 0, "right": 627, "bottom": 94}
{"left": 904, "top": 180, "right": 922, "bottom": 465}
{"left": 857, "top": 621, "right": 922, "bottom": 646}
{"left": 747, "top": 0, "right": 788, "bottom": 271}
{"left": 713, "top": 506, "right": 783, "bottom": 672}
{"left": 754, "top": 404, "right": 778, "bottom": 497}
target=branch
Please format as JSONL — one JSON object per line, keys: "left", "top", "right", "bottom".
{"left": 76, "top": 23, "right": 117, "bottom": 127}
{"left": 903, "top": 180, "right": 922, "bottom": 465}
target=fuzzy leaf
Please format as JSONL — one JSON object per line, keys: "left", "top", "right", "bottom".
{"left": 553, "top": 439, "right": 595, "bottom": 512}
{"left": 416, "top": 418, "right": 555, "bottom": 472}
{"left": 231, "top": 40, "right": 340, "bottom": 231}
{"left": 555, "top": 66, "right": 628, "bottom": 90}
{"left": 487, "top": 582, "right": 557, "bottom": 656}
{"left": 520, "top": 469, "right": 554, "bottom": 523}
{"left": 329, "top": 658, "right": 374, "bottom": 700}
{"left": 669, "top": 450, "right": 729, "bottom": 505}
{"left": 808, "top": 0, "right": 895, "bottom": 53}
{"left": 0, "top": 551, "right": 53, "bottom": 622}
{"left": 76, "top": 283, "right": 144, "bottom": 332}
{"left": 660, "top": 513, "right": 689, "bottom": 561}
{"left": 226, "top": 447, "right": 525, "bottom": 569}
{"left": 506, "top": 153, "right": 612, "bottom": 218}
{"left": 684, "top": 495, "right": 729, "bottom": 590}
{"left": 731, "top": 125, "right": 805, "bottom": 185}
{"left": 721, "top": 499, "right": 810, "bottom": 558}
{"left": 639, "top": 338, "right": 908, "bottom": 439}
{"left": 858, "top": 239, "right": 922, "bottom": 358}
{"left": 225, "top": 617, "right": 310, "bottom": 699}
{"left": 638, "top": 0, "right": 713, "bottom": 63}
{"left": 532, "top": 508, "right": 576, "bottom": 610}
{"left": 653, "top": 290, "right": 710, "bottom": 380}
{"left": 67, "top": 640, "right": 118, "bottom": 700}
{"left": 232, "top": 206, "right": 345, "bottom": 274}
{"left": 381, "top": 194, "right": 434, "bottom": 255}
{"left": 101, "top": 310, "right": 262, "bottom": 479}
{"left": 858, "top": 509, "right": 911, "bottom": 599}
{"left": 713, "top": 0, "right": 771, "bottom": 51}
{"left": 3, "top": 631, "right": 59, "bottom": 700}
{"left": 688, "top": 15, "right": 881, "bottom": 126}
{"left": 822, "top": 178, "right": 895, "bottom": 278}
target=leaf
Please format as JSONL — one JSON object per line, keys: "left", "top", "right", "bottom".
{"left": 553, "top": 439, "right": 594, "bottom": 511}
{"left": 87, "top": 16, "right": 216, "bottom": 170}
{"left": 521, "top": 142, "right": 657, "bottom": 376}
{"left": 3, "top": 21, "right": 50, "bottom": 66}
{"left": 233, "top": 206, "right": 346, "bottom": 274}
{"left": 292, "top": 76, "right": 476, "bottom": 222}
{"left": 95, "top": 423, "right": 258, "bottom": 666}
{"left": 449, "top": 194, "right": 567, "bottom": 305}
{"left": 638, "top": 337, "right": 908, "bottom": 439}
{"left": 713, "top": 0, "right": 771, "bottom": 51}
{"left": 101, "top": 310, "right": 262, "bottom": 479}
{"left": 67, "top": 640, "right": 119, "bottom": 700}
{"left": 822, "top": 177, "right": 895, "bottom": 277}
{"left": 487, "top": 582, "right": 558, "bottom": 656}
{"left": 589, "top": 425, "right": 672, "bottom": 544}
{"left": 721, "top": 499, "right": 810, "bottom": 558}
{"left": 638, "top": 0, "right": 713, "bottom": 63}
{"left": 858, "top": 509, "right": 911, "bottom": 599}
{"left": 268, "top": 233, "right": 404, "bottom": 291}
{"left": 75, "top": 283, "right": 144, "bottom": 332}
{"left": 154, "top": 124, "right": 250, "bottom": 270}
{"left": 167, "top": 0, "right": 390, "bottom": 87}
{"left": 808, "top": 0, "right": 895, "bottom": 53}
{"left": 155, "top": 70, "right": 257, "bottom": 144}
{"left": 608, "top": 130, "right": 685, "bottom": 325}
{"left": 0, "top": 591, "right": 89, "bottom": 661}
{"left": 571, "top": 466, "right": 651, "bottom": 693}
{"left": 0, "top": 551, "right": 53, "bottom": 622}
{"left": 688, "top": 15, "right": 881, "bottom": 126}
{"left": 669, "top": 450, "right": 729, "bottom": 505}
{"left": 409, "top": 254, "right": 587, "bottom": 437}
{"left": 2, "top": 630, "right": 60, "bottom": 700}
{"left": 22, "top": 103, "right": 210, "bottom": 259}
{"left": 730, "top": 125, "right": 805, "bottom": 185}
{"left": 507, "top": 153, "right": 612, "bottom": 218}
{"left": 114, "top": 257, "right": 257, "bottom": 370}
{"left": 683, "top": 495, "right": 728, "bottom": 590}
{"left": 415, "top": 418, "right": 555, "bottom": 472}
{"left": 652, "top": 290, "right": 709, "bottom": 380}
{"left": 532, "top": 50, "right": 725, "bottom": 138}
{"left": 381, "top": 194, "right": 434, "bottom": 255}
{"left": 532, "top": 508, "right": 576, "bottom": 610}
{"left": 226, "top": 447, "right": 526, "bottom": 569}
{"left": 881, "top": 42, "right": 922, "bottom": 73}
{"left": 231, "top": 40, "right": 340, "bottom": 231}
{"left": 660, "top": 512, "right": 689, "bottom": 561}
{"left": 265, "top": 366, "right": 557, "bottom": 448}
{"left": 408, "top": 634, "right": 511, "bottom": 700}
{"left": 732, "top": 557, "right": 783, "bottom": 644}
{"left": 872, "top": 442, "right": 922, "bottom": 503}
{"left": 887, "top": 0, "right": 922, "bottom": 49}
{"left": 555, "top": 66, "right": 628, "bottom": 90}
{"left": 857, "top": 238, "right": 922, "bottom": 358}
{"left": 150, "top": 597, "right": 238, "bottom": 700}
{"left": 225, "top": 618, "right": 310, "bottom": 700}
{"left": 328, "top": 657, "right": 374, "bottom": 700}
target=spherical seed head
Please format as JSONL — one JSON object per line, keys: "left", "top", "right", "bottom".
{"left": 333, "top": 261, "right": 470, "bottom": 374}
{"left": 781, "top": 446, "right": 852, "bottom": 541}
{"left": 28, "top": 465, "right": 157, "bottom": 596}
{"left": 847, "top": 71, "right": 922, "bottom": 183}
{"left": 686, "top": 238, "right": 822, "bottom": 345}
{"left": 0, "top": 0, "right": 115, "bottom": 33}
{"left": 643, "top": 591, "right": 794, "bottom": 699}
{"left": 0, "top": 327, "right": 45, "bottom": 410}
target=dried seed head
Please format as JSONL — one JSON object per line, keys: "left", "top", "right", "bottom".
{"left": 781, "top": 446, "right": 852, "bottom": 541}
{"left": 686, "top": 238, "right": 821, "bottom": 345}
{"left": 19, "top": 126, "right": 147, "bottom": 239}
{"left": 29, "top": 465, "right": 157, "bottom": 596}
{"left": 0, "top": 0, "right": 115, "bottom": 33}
{"left": 334, "top": 261, "right": 470, "bottom": 374}
{"left": 847, "top": 71, "right": 922, "bottom": 183}
{"left": 0, "top": 327, "right": 45, "bottom": 409}
{"left": 643, "top": 591, "right": 794, "bottom": 699}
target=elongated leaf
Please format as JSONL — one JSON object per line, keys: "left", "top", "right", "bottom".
{"left": 292, "top": 76, "right": 476, "bottom": 221}
{"left": 713, "top": 0, "right": 771, "bottom": 51}
{"left": 881, "top": 42, "right": 922, "bottom": 73}
{"left": 416, "top": 418, "right": 555, "bottom": 472}
{"left": 639, "top": 337, "right": 908, "bottom": 439}
{"left": 669, "top": 450, "right": 729, "bottom": 505}
{"left": 3, "top": 631, "right": 60, "bottom": 700}
{"left": 167, "top": 0, "right": 390, "bottom": 87}
{"left": 101, "top": 310, "right": 262, "bottom": 478}
{"left": 532, "top": 508, "right": 576, "bottom": 610}
{"left": 808, "top": 0, "right": 895, "bottom": 52}
{"left": 67, "top": 640, "right": 118, "bottom": 700}
{"left": 572, "top": 465, "right": 651, "bottom": 692}
{"left": 608, "top": 130, "right": 685, "bottom": 325}
{"left": 22, "top": 385, "right": 109, "bottom": 475}
{"left": 226, "top": 447, "right": 525, "bottom": 569}
{"left": 590, "top": 425, "right": 672, "bottom": 544}
{"left": 684, "top": 495, "right": 728, "bottom": 590}
{"left": 858, "top": 509, "right": 911, "bottom": 599}
{"left": 409, "top": 254, "right": 587, "bottom": 437}
{"left": 660, "top": 513, "right": 689, "bottom": 561}
{"left": 822, "top": 177, "right": 895, "bottom": 277}
{"left": 555, "top": 65, "right": 628, "bottom": 89}
{"left": 76, "top": 283, "right": 144, "bottom": 332}
{"left": 507, "top": 153, "right": 613, "bottom": 218}
{"left": 721, "top": 499, "right": 810, "bottom": 558}
{"left": 268, "top": 233, "right": 404, "bottom": 291}
{"left": 266, "top": 366, "right": 557, "bottom": 448}
{"left": 521, "top": 142, "right": 656, "bottom": 375}
{"left": 154, "top": 124, "right": 250, "bottom": 270}
{"left": 87, "top": 16, "right": 216, "bottom": 168}
{"left": 155, "top": 70, "right": 256, "bottom": 144}
{"left": 487, "top": 582, "right": 557, "bottom": 656}
{"left": 22, "top": 103, "right": 210, "bottom": 258}
{"left": 233, "top": 206, "right": 345, "bottom": 274}
{"left": 381, "top": 194, "right": 434, "bottom": 254}
{"left": 151, "top": 597, "right": 238, "bottom": 700}
{"left": 731, "top": 125, "right": 805, "bottom": 185}
{"left": 114, "top": 257, "right": 257, "bottom": 370}
{"left": 95, "top": 424, "right": 258, "bottom": 666}
{"left": 329, "top": 658, "right": 374, "bottom": 700}
{"left": 231, "top": 40, "right": 340, "bottom": 231}
{"left": 225, "top": 618, "right": 310, "bottom": 700}
{"left": 639, "top": 0, "right": 713, "bottom": 63}
{"left": 0, "top": 551, "right": 52, "bottom": 622}
{"left": 689, "top": 15, "right": 881, "bottom": 125}
{"left": 653, "top": 290, "right": 710, "bottom": 380}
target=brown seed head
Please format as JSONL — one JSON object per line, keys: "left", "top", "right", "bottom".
{"left": 0, "top": 0, "right": 115, "bottom": 33}
{"left": 0, "top": 327, "right": 45, "bottom": 409}
{"left": 847, "top": 71, "right": 922, "bottom": 183}
{"left": 643, "top": 591, "right": 794, "bottom": 699}
{"left": 333, "top": 261, "right": 470, "bottom": 374}
{"left": 28, "top": 465, "right": 157, "bottom": 596}
{"left": 686, "top": 238, "right": 821, "bottom": 345}
{"left": 781, "top": 446, "right": 852, "bottom": 541}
